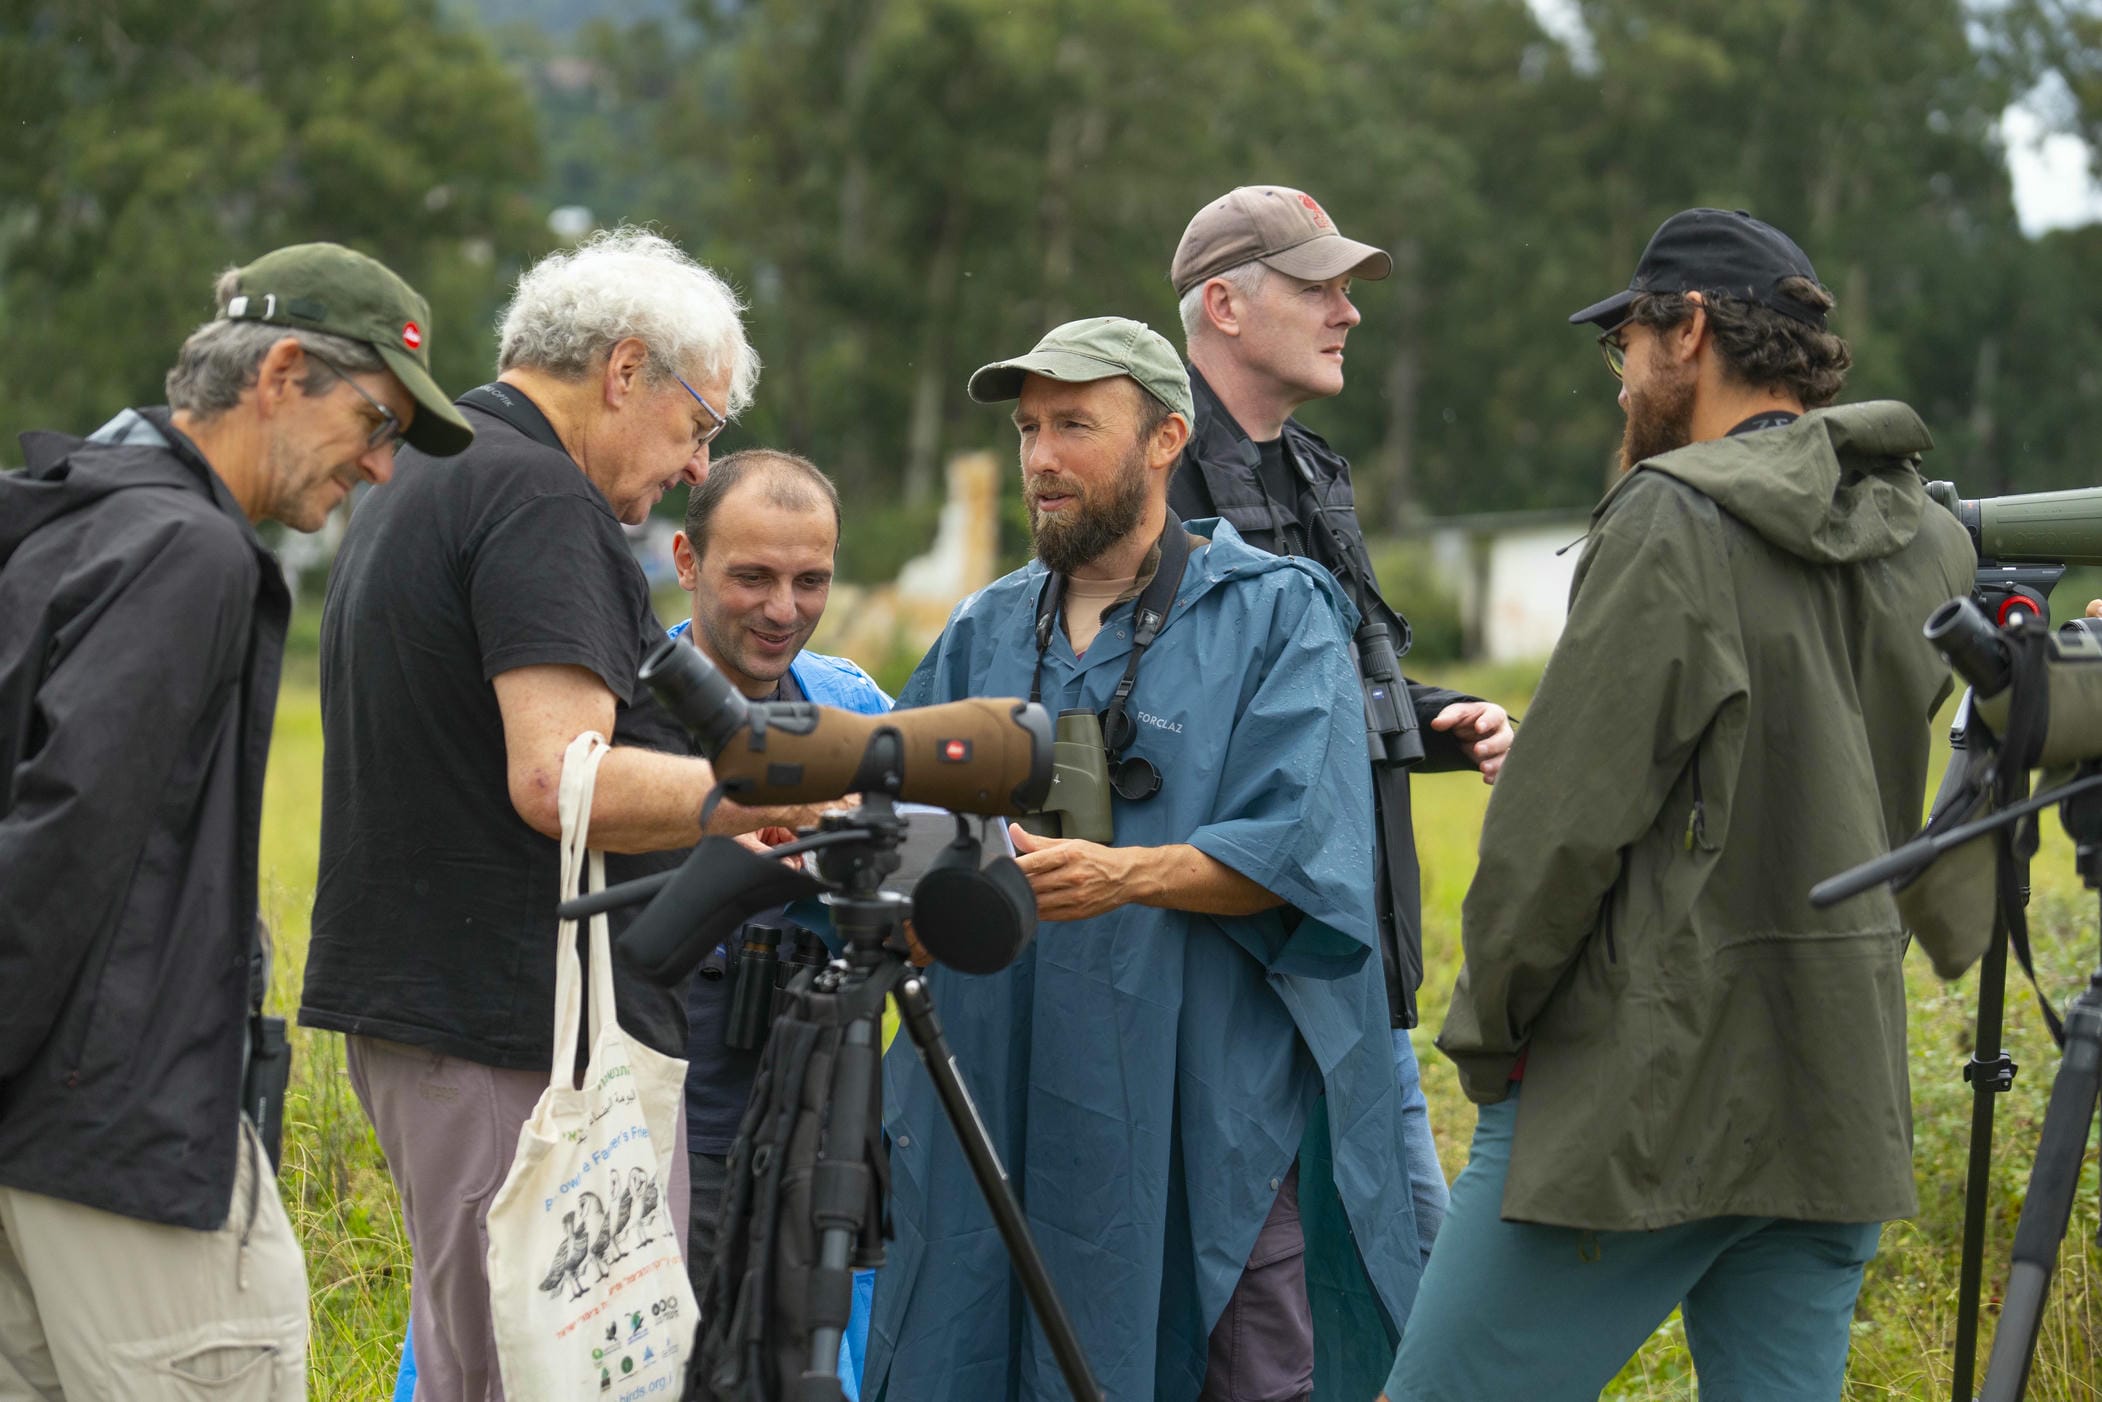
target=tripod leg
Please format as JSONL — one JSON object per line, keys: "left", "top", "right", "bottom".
{"left": 1978, "top": 983, "right": 2102, "bottom": 1402}
{"left": 892, "top": 972, "right": 1105, "bottom": 1402}
{"left": 799, "top": 1011, "right": 880, "bottom": 1402}
{"left": 1956, "top": 906, "right": 2020, "bottom": 1401}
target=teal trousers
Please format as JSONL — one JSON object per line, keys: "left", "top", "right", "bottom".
{"left": 1384, "top": 1092, "right": 1881, "bottom": 1402}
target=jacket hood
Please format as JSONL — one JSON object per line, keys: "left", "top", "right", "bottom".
{"left": 1613, "top": 401, "right": 1935, "bottom": 565}
{"left": 3, "top": 409, "right": 220, "bottom": 567}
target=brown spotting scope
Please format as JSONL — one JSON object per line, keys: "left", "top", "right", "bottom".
{"left": 639, "top": 635, "right": 1053, "bottom": 815}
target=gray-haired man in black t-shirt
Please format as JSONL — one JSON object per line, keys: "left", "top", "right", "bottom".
{"left": 303, "top": 227, "right": 803, "bottom": 1401}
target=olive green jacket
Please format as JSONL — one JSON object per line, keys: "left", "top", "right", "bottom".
{"left": 1438, "top": 402, "right": 1976, "bottom": 1230}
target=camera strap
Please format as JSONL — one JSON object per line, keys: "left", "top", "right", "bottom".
{"left": 1992, "top": 624, "right": 2067, "bottom": 1047}
{"left": 458, "top": 382, "right": 567, "bottom": 454}
{"left": 1029, "top": 511, "right": 1192, "bottom": 802}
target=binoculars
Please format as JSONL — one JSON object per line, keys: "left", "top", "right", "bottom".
{"left": 1353, "top": 620, "right": 1424, "bottom": 768}
{"left": 1015, "top": 710, "right": 1116, "bottom": 845}
{"left": 701, "top": 917, "right": 827, "bottom": 1051}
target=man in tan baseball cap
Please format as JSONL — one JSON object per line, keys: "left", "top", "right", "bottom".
{"left": 1168, "top": 185, "right": 1515, "bottom": 1289}
{"left": 1169, "top": 184, "right": 1394, "bottom": 295}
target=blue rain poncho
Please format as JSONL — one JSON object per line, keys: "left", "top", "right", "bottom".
{"left": 866, "top": 519, "right": 1422, "bottom": 1402}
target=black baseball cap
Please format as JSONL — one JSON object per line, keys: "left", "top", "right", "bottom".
{"left": 1568, "top": 208, "right": 1828, "bottom": 331}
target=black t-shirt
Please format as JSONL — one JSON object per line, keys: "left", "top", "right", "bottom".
{"left": 1252, "top": 435, "right": 1307, "bottom": 555}
{"left": 682, "top": 668, "right": 806, "bottom": 1157}
{"left": 301, "top": 389, "right": 691, "bottom": 1068}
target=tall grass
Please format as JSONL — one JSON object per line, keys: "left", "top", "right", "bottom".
{"left": 262, "top": 665, "right": 2099, "bottom": 1399}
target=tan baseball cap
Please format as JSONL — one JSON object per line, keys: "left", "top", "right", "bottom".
{"left": 1170, "top": 186, "right": 1392, "bottom": 296}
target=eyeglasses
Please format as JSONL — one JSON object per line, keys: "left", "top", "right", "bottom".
{"left": 1597, "top": 316, "right": 1633, "bottom": 381}
{"left": 675, "top": 374, "right": 729, "bottom": 449}
{"left": 305, "top": 349, "right": 405, "bottom": 451}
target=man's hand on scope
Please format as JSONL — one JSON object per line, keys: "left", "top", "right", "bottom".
{"left": 1430, "top": 700, "right": 1514, "bottom": 784}
{"left": 1008, "top": 825, "right": 1285, "bottom": 921}
{"left": 734, "top": 824, "right": 806, "bottom": 870}
{"left": 2086, "top": 599, "right": 2102, "bottom": 619}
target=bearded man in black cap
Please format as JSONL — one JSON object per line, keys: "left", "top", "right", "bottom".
{"left": 1380, "top": 209, "right": 1977, "bottom": 1402}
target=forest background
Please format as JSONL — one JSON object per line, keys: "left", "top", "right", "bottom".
{"left": 8, "top": 0, "right": 2102, "bottom": 581}
{"left": 6, "top": 1, "right": 2102, "bottom": 1398}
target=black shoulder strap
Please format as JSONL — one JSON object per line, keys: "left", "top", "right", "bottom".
{"left": 1029, "top": 512, "right": 1191, "bottom": 762}
{"left": 1993, "top": 625, "right": 2066, "bottom": 1047}
{"left": 458, "top": 382, "right": 567, "bottom": 455}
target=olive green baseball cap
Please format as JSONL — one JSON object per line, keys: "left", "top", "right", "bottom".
{"left": 965, "top": 316, "right": 1193, "bottom": 423}
{"left": 219, "top": 242, "right": 474, "bottom": 456}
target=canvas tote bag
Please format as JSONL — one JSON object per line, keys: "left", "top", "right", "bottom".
{"left": 487, "top": 731, "right": 697, "bottom": 1400}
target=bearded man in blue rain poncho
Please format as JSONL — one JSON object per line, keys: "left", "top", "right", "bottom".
{"left": 863, "top": 317, "right": 1421, "bottom": 1402}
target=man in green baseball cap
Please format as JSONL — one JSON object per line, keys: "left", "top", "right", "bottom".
{"left": 170, "top": 240, "right": 474, "bottom": 530}
{"left": 863, "top": 314, "right": 1425, "bottom": 1402}
{"left": 0, "top": 239, "right": 466, "bottom": 1398}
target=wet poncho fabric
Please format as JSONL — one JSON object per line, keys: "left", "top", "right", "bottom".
{"left": 864, "top": 518, "right": 1421, "bottom": 1402}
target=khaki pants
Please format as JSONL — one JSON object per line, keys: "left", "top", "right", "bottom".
{"left": 0, "top": 1121, "right": 307, "bottom": 1401}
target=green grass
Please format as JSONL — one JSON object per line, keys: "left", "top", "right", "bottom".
{"left": 262, "top": 665, "right": 2101, "bottom": 1399}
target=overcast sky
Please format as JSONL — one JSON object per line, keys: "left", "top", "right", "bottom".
{"left": 1522, "top": 0, "right": 2102, "bottom": 238}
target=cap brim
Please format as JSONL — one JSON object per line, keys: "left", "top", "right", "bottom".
{"left": 1568, "top": 289, "right": 1637, "bottom": 329}
{"left": 376, "top": 344, "right": 475, "bottom": 456}
{"left": 1261, "top": 236, "right": 1393, "bottom": 284}
{"left": 966, "top": 348, "right": 1133, "bottom": 404}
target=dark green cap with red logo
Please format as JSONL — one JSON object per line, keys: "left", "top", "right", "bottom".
{"left": 220, "top": 242, "right": 474, "bottom": 455}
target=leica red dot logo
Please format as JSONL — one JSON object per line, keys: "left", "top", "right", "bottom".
{"left": 401, "top": 321, "right": 423, "bottom": 351}
{"left": 942, "top": 739, "right": 967, "bottom": 762}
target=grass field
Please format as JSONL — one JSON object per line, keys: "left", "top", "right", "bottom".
{"left": 259, "top": 662, "right": 2100, "bottom": 1400}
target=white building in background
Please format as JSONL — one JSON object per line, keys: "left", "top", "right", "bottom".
{"left": 1418, "top": 510, "right": 1591, "bottom": 663}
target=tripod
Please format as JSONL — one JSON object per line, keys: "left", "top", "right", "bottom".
{"left": 1977, "top": 771, "right": 2102, "bottom": 1401}
{"left": 1814, "top": 760, "right": 2102, "bottom": 1401}
{"left": 762, "top": 795, "right": 1104, "bottom": 1402}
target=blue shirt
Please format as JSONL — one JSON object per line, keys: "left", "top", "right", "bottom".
{"left": 865, "top": 519, "right": 1422, "bottom": 1402}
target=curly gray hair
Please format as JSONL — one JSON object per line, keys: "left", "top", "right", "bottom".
{"left": 497, "top": 226, "right": 760, "bottom": 416}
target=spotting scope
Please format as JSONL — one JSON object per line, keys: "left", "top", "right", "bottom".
{"left": 1928, "top": 481, "right": 2102, "bottom": 628}
{"left": 639, "top": 634, "right": 1052, "bottom": 815}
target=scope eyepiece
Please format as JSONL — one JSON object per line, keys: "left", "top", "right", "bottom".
{"left": 1924, "top": 596, "right": 2013, "bottom": 698}
{"left": 639, "top": 634, "right": 749, "bottom": 757}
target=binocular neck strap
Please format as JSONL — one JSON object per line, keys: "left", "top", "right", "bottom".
{"left": 1030, "top": 512, "right": 1192, "bottom": 763}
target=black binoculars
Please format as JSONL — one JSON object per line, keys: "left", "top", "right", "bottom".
{"left": 700, "top": 917, "right": 827, "bottom": 1051}
{"left": 1352, "top": 620, "right": 1424, "bottom": 768}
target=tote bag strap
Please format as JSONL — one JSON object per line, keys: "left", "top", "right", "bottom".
{"left": 551, "top": 731, "right": 611, "bottom": 1088}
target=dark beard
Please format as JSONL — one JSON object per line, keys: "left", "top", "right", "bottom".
{"left": 1028, "top": 441, "right": 1150, "bottom": 575}
{"left": 1618, "top": 363, "right": 1697, "bottom": 473}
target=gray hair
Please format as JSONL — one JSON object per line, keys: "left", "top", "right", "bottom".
{"left": 165, "top": 268, "right": 384, "bottom": 416}
{"left": 1177, "top": 259, "right": 1269, "bottom": 341}
{"left": 497, "top": 226, "right": 761, "bottom": 416}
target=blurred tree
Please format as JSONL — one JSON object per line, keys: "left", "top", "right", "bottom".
{"left": 0, "top": 0, "right": 545, "bottom": 439}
